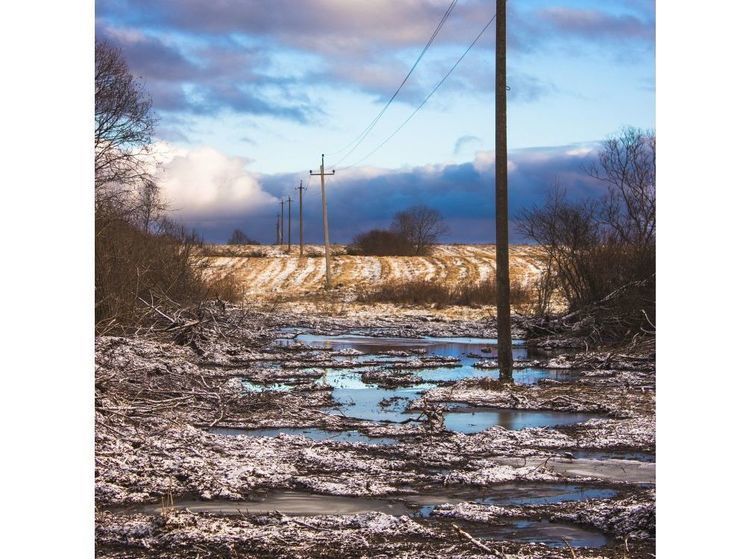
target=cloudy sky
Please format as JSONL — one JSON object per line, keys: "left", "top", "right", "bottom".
{"left": 96, "top": 0, "right": 655, "bottom": 243}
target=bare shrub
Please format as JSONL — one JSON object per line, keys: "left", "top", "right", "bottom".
{"left": 348, "top": 229, "right": 414, "bottom": 256}
{"left": 358, "top": 280, "right": 452, "bottom": 306}
{"left": 204, "top": 270, "right": 245, "bottom": 302}
{"left": 359, "top": 275, "right": 539, "bottom": 309}
{"left": 518, "top": 128, "right": 655, "bottom": 343}
{"left": 348, "top": 205, "right": 448, "bottom": 256}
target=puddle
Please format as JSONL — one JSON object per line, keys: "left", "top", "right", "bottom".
{"left": 321, "top": 369, "right": 436, "bottom": 423}
{"left": 476, "top": 483, "right": 617, "bottom": 506}
{"left": 458, "top": 518, "right": 609, "bottom": 548}
{"left": 278, "top": 334, "right": 531, "bottom": 360}
{"left": 416, "top": 365, "right": 578, "bottom": 385}
{"left": 114, "top": 485, "right": 610, "bottom": 548}
{"left": 443, "top": 405, "right": 602, "bottom": 433}
{"left": 571, "top": 449, "right": 655, "bottom": 463}
{"left": 120, "top": 490, "right": 410, "bottom": 516}
{"left": 409, "top": 483, "right": 617, "bottom": 513}
{"left": 208, "top": 426, "right": 398, "bottom": 445}
{"left": 263, "top": 336, "right": 600, "bottom": 432}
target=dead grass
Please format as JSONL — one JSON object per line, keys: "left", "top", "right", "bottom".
{"left": 358, "top": 275, "right": 537, "bottom": 312}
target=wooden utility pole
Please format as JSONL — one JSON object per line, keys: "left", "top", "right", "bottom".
{"left": 496, "top": 0, "right": 513, "bottom": 380}
{"left": 286, "top": 195, "right": 292, "bottom": 251}
{"left": 295, "top": 180, "right": 308, "bottom": 256}
{"left": 279, "top": 198, "right": 285, "bottom": 245}
{"left": 310, "top": 154, "right": 335, "bottom": 289}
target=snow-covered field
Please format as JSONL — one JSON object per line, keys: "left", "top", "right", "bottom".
{"left": 201, "top": 244, "right": 546, "bottom": 299}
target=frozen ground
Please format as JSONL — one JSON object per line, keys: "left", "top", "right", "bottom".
{"left": 95, "top": 303, "right": 655, "bottom": 558}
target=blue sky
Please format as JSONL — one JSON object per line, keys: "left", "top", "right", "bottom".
{"left": 96, "top": 0, "right": 655, "bottom": 243}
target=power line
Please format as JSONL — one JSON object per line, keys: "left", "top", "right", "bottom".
{"left": 339, "top": 13, "right": 496, "bottom": 171}
{"left": 328, "top": 0, "right": 459, "bottom": 166}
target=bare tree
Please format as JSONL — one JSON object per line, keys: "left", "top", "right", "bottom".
{"left": 390, "top": 205, "right": 448, "bottom": 255}
{"left": 588, "top": 127, "right": 656, "bottom": 249}
{"left": 519, "top": 185, "right": 605, "bottom": 308}
{"left": 95, "top": 40, "right": 156, "bottom": 209}
{"left": 136, "top": 178, "right": 165, "bottom": 233}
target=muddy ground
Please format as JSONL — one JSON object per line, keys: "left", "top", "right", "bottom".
{"left": 95, "top": 302, "right": 655, "bottom": 558}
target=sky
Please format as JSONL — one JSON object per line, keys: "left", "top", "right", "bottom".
{"left": 96, "top": 0, "right": 655, "bottom": 244}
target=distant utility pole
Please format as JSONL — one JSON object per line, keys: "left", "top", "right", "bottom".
{"left": 310, "top": 154, "right": 335, "bottom": 289}
{"left": 495, "top": 0, "right": 513, "bottom": 380}
{"left": 276, "top": 214, "right": 281, "bottom": 245}
{"left": 279, "top": 198, "right": 285, "bottom": 245}
{"left": 295, "top": 180, "right": 308, "bottom": 256}
{"left": 286, "top": 195, "right": 292, "bottom": 251}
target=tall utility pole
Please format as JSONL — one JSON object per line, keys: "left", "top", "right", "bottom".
{"left": 279, "top": 198, "right": 285, "bottom": 245}
{"left": 310, "top": 154, "right": 335, "bottom": 289}
{"left": 295, "top": 180, "right": 308, "bottom": 256}
{"left": 495, "top": 0, "right": 513, "bottom": 380}
{"left": 286, "top": 195, "right": 292, "bottom": 251}
{"left": 276, "top": 214, "right": 281, "bottom": 245}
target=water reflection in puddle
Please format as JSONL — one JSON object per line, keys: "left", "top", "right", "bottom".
{"left": 444, "top": 405, "right": 601, "bottom": 433}
{"left": 481, "top": 483, "right": 617, "bottom": 506}
{"left": 479, "top": 519, "right": 608, "bottom": 548}
{"left": 240, "top": 366, "right": 597, "bottom": 433}
{"left": 264, "top": 335, "right": 599, "bottom": 434}
{"left": 321, "top": 369, "right": 436, "bottom": 423}
{"left": 416, "top": 365, "right": 577, "bottom": 385}
{"left": 278, "top": 334, "right": 531, "bottom": 361}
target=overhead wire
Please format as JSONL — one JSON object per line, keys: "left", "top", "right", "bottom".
{"left": 327, "top": 0, "right": 459, "bottom": 166}
{"left": 337, "top": 13, "right": 496, "bottom": 172}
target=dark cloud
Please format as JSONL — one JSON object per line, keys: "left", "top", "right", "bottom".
{"left": 509, "top": 4, "right": 654, "bottom": 59}
{"left": 171, "top": 143, "right": 607, "bottom": 244}
{"left": 96, "top": 23, "right": 319, "bottom": 121}
{"left": 97, "top": 0, "right": 654, "bottom": 116}
{"left": 537, "top": 8, "right": 654, "bottom": 44}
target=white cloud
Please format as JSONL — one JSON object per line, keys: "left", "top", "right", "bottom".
{"left": 152, "top": 143, "right": 277, "bottom": 218}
